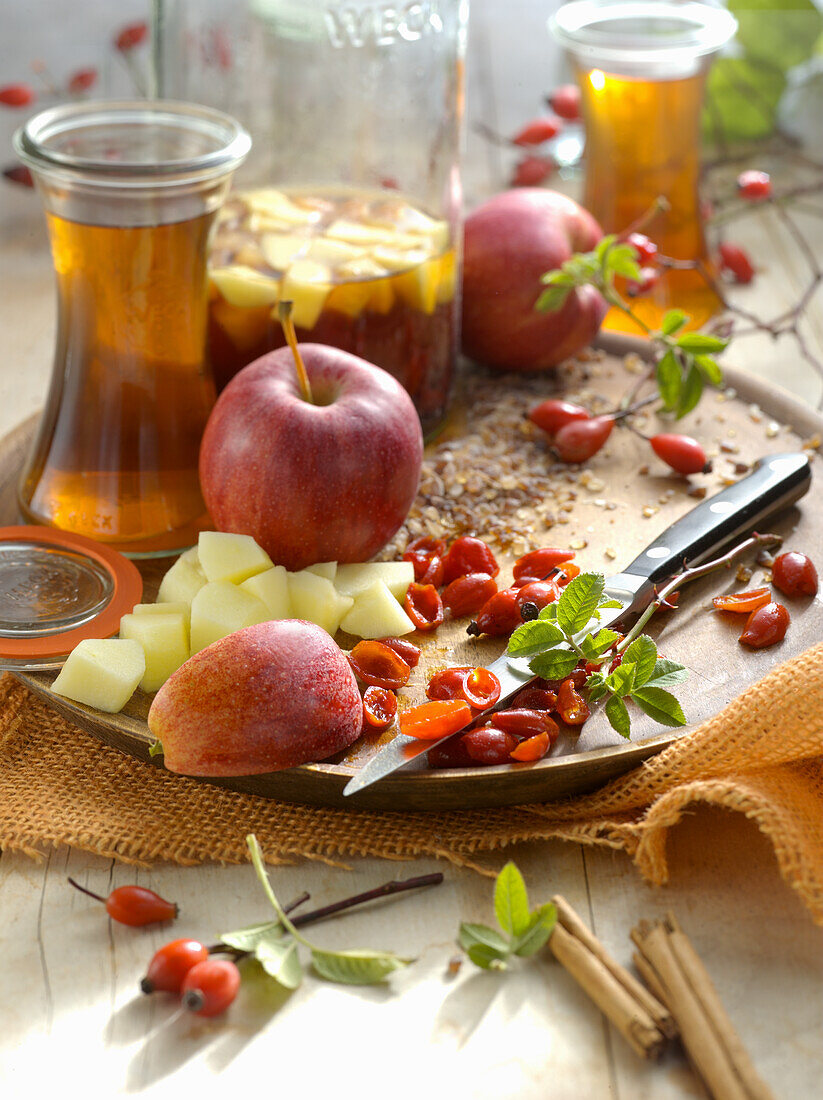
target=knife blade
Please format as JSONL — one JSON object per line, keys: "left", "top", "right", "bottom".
{"left": 342, "top": 451, "right": 811, "bottom": 797}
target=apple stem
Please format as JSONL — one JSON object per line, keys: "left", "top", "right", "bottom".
{"left": 278, "top": 300, "right": 314, "bottom": 404}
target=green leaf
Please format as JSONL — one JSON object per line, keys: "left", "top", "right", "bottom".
{"left": 622, "top": 635, "right": 657, "bottom": 687}
{"left": 646, "top": 658, "right": 689, "bottom": 688}
{"left": 676, "top": 333, "right": 728, "bottom": 353}
{"left": 631, "top": 686, "right": 687, "bottom": 727}
{"left": 459, "top": 922, "right": 511, "bottom": 956}
{"left": 585, "top": 674, "right": 609, "bottom": 704}
{"left": 656, "top": 349, "right": 682, "bottom": 412}
{"left": 695, "top": 354, "right": 723, "bottom": 386}
{"left": 729, "top": 0, "right": 823, "bottom": 71}
{"left": 594, "top": 234, "right": 618, "bottom": 261}
{"left": 494, "top": 862, "right": 531, "bottom": 937}
{"left": 257, "top": 937, "right": 303, "bottom": 989}
{"left": 605, "top": 694, "right": 632, "bottom": 739}
{"left": 606, "top": 661, "right": 636, "bottom": 697}
{"left": 541, "top": 270, "right": 576, "bottom": 286}
{"left": 579, "top": 628, "right": 619, "bottom": 661}
{"left": 466, "top": 943, "right": 509, "bottom": 970}
{"left": 508, "top": 619, "right": 565, "bottom": 658}
{"left": 704, "top": 57, "right": 786, "bottom": 143}
{"left": 538, "top": 602, "right": 559, "bottom": 621}
{"left": 660, "top": 309, "right": 689, "bottom": 337}
{"left": 311, "top": 948, "right": 410, "bottom": 985}
{"left": 557, "top": 572, "right": 605, "bottom": 635}
{"left": 220, "top": 920, "right": 283, "bottom": 953}
{"left": 529, "top": 648, "right": 581, "bottom": 682}
{"left": 676, "top": 363, "right": 704, "bottom": 419}
{"left": 513, "top": 903, "right": 557, "bottom": 957}
{"left": 598, "top": 598, "right": 624, "bottom": 610}
{"left": 536, "top": 285, "right": 572, "bottom": 313}
{"left": 606, "top": 244, "right": 643, "bottom": 281}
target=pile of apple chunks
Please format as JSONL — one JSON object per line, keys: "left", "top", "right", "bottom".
{"left": 51, "top": 531, "right": 415, "bottom": 714}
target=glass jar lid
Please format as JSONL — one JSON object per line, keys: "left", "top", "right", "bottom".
{"left": 0, "top": 527, "right": 143, "bottom": 671}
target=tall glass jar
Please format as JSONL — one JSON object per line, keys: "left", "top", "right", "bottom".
{"left": 155, "top": 0, "right": 469, "bottom": 436}
{"left": 14, "top": 101, "right": 250, "bottom": 555}
{"left": 551, "top": 0, "right": 737, "bottom": 334}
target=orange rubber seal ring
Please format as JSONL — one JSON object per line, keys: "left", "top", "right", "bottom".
{"left": 0, "top": 525, "right": 143, "bottom": 660}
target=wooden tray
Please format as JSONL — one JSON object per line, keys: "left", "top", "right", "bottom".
{"left": 9, "top": 334, "right": 823, "bottom": 810}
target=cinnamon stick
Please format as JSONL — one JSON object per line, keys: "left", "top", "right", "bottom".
{"left": 631, "top": 914, "right": 774, "bottom": 1100}
{"left": 548, "top": 895, "right": 671, "bottom": 1060}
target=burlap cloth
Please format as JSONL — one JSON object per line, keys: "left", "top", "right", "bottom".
{"left": 2, "top": 643, "right": 823, "bottom": 924}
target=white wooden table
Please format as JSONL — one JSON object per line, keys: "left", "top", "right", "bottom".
{"left": 2, "top": 6, "right": 823, "bottom": 1097}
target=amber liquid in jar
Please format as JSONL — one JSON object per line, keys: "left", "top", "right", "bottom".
{"left": 208, "top": 188, "right": 457, "bottom": 437}
{"left": 579, "top": 67, "right": 721, "bottom": 334}
{"left": 19, "top": 211, "right": 217, "bottom": 555}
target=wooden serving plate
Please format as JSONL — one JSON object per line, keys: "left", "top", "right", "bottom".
{"left": 8, "top": 334, "right": 823, "bottom": 810}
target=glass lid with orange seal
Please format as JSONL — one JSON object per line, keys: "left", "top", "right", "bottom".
{"left": 0, "top": 526, "right": 143, "bottom": 671}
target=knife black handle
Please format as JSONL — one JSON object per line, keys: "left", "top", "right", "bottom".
{"left": 623, "top": 452, "right": 811, "bottom": 587}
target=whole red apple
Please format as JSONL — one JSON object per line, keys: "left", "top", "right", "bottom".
{"left": 200, "top": 344, "right": 423, "bottom": 570}
{"left": 148, "top": 619, "right": 363, "bottom": 776}
{"left": 461, "top": 189, "right": 607, "bottom": 371}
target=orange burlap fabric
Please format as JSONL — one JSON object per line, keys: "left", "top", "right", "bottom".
{"left": 2, "top": 645, "right": 823, "bottom": 924}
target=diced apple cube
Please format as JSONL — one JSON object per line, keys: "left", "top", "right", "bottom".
{"left": 132, "top": 600, "right": 191, "bottom": 628}
{"left": 198, "top": 531, "right": 273, "bottom": 585}
{"left": 240, "top": 565, "right": 290, "bottom": 619}
{"left": 335, "top": 561, "right": 415, "bottom": 603}
{"left": 287, "top": 571, "right": 354, "bottom": 637}
{"left": 305, "top": 561, "right": 337, "bottom": 580}
{"left": 157, "top": 555, "right": 206, "bottom": 608}
{"left": 210, "top": 265, "right": 280, "bottom": 308}
{"left": 52, "top": 639, "right": 145, "bottom": 713}
{"left": 371, "top": 245, "right": 430, "bottom": 273}
{"left": 179, "top": 546, "right": 201, "bottom": 567}
{"left": 119, "top": 611, "right": 189, "bottom": 693}
{"left": 397, "top": 256, "right": 441, "bottom": 314}
{"left": 336, "top": 256, "right": 390, "bottom": 281}
{"left": 325, "top": 280, "right": 373, "bottom": 319}
{"left": 339, "top": 581, "right": 415, "bottom": 639}
{"left": 190, "top": 582, "right": 270, "bottom": 654}
{"left": 280, "top": 259, "right": 332, "bottom": 330}
{"left": 245, "top": 189, "right": 321, "bottom": 226}
{"left": 260, "top": 233, "right": 309, "bottom": 271}
{"left": 327, "top": 220, "right": 419, "bottom": 250}
{"left": 304, "top": 238, "right": 365, "bottom": 267}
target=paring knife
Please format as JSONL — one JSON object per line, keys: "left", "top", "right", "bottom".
{"left": 342, "top": 452, "right": 811, "bottom": 797}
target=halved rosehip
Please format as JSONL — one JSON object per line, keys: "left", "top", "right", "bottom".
{"left": 348, "top": 640, "right": 411, "bottom": 690}
{"left": 404, "top": 583, "right": 444, "bottom": 632}
{"left": 556, "top": 677, "right": 590, "bottom": 725}
{"left": 771, "top": 551, "right": 818, "bottom": 598}
{"left": 462, "top": 667, "right": 502, "bottom": 710}
{"left": 426, "top": 666, "right": 474, "bottom": 702}
{"left": 739, "top": 602, "right": 789, "bottom": 648}
{"left": 362, "top": 686, "right": 398, "bottom": 731}
{"left": 400, "top": 699, "right": 472, "bottom": 740}
{"left": 712, "top": 587, "right": 771, "bottom": 614}
{"left": 510, "top": 687, "right": 558, "bottom": 711}
{"left": 379, "top": 636, "right": 421, "bottom": 668}
{"left": 461, "top": 726, "right": 518, "bottom": 765}
{"left": 510, "top": 732, "right": 552, "bottom": 762}
{"left": 489, "top": 709, "right": 560, "bottom": 741}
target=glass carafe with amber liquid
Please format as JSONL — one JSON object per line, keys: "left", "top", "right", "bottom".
{"left": 13, "top": 101, "right": 250, "bottom": 555}
{"left": 551, "top": 1, "right": 737, "bottom": 334}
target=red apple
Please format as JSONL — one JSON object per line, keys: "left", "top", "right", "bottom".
{"left": 148, "top": 619, "right": 363, "bottom": 775}
{"left": 461, "top": 188, "right": 607, "bottom": 372}
{"left": 200, "top": 343, "right": 423, "bottom": 570}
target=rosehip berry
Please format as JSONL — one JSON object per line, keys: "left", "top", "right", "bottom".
{"left": 378, "top": 636, "right": 421, "bottom": 668}
{"left": 554, "top": 416, "right": 614, "bottom": 463}
{"left": 68, "top": 877, "right": 178, "bottom": 926}
{"left": 442, "top": 572, "right": 498, "bottom": 618}
{"left": 442, "top": 536, "right": 499, "bottom": 584}
{"left": 68, "top": 68, "right": 98, "bottom": 93}
{"left": 461, "top": 726, "right": 519, "bottom": 766}
{"left": 650, "top": 434, "right": 710, "bottom": 475}
{"left": 2, "top": 165, "right": 33, "bottom": 187}
{"left": 511, "top": 116, "right": 561, "bottom": 146}
{"left": 181, "top": 958, "right": 241, "bottom": 1017}
{"left": 0, "top": 83, "right": 35, "bottom": 108}
{"left": 718, "top": 241, "right": 754, "bottom": 285}
{"left": 771, "top": 551, "right": 818, "bottom": 597}
{"left": 115, "top": 21, "right": 149, "bottom": 51}
{"left": 739, "top": 602, "right": 789, "bottom": 648}
{"left": 513, "top": 547, "right": 575, "bottom": 583}
{"left": 626, "top": 232, "right": 658, "bottom": 264}
{"left": 511, "top": 155, "right": 553, "bottom": 187}
{"left": 627, "top": 266, "right": 659, "bottom": 296}
{"left": 468, "top": 588, "right": 523, "bottom": 637}
{"left": 548, "top": 84, "right": 581, "bottom": 121}
{"left": 737, "top": 170, "right": 772, "bottom": 201}
{"left": 362, "top": 686, "right": 398, "bottom": 731}
{"left": 141, "top": 939, "right": 210, "bottom": 994}
{"left": 528, "top": 399, "right": 590, "bottom": 436}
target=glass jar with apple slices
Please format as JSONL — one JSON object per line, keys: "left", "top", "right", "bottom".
{"left": 152, "top": 0, "right": 468, "bottom": 437}
{"left": 208, "top": 187, "right": 457, "bottom": 435}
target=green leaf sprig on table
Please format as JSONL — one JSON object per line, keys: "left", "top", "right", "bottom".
{"left": 507, "top": 571, "right": 688, "bottom": 740}
{"left": 536, "top": 232, "right": 728, "bottom": 420}
{"left": 218, "top": 834, "right": 413, "bottom": 989}
{"left": 459, "top": 862, "right": 557, "bottom": 970}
